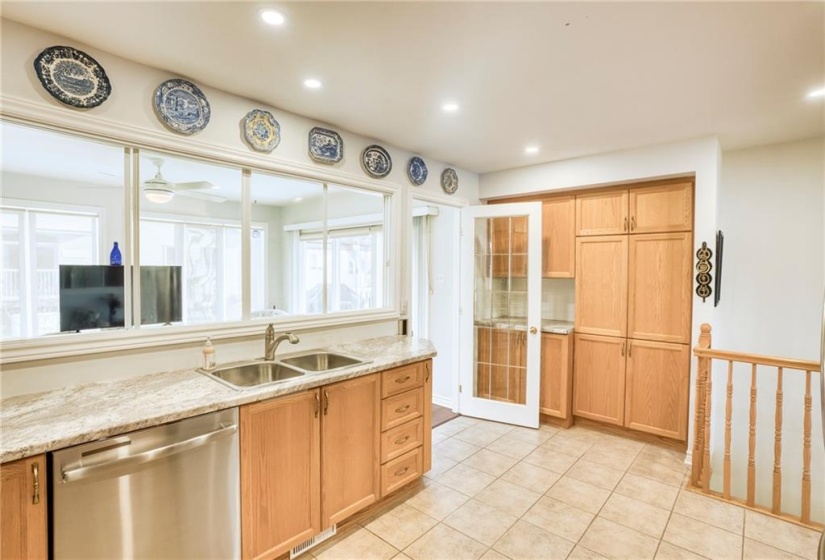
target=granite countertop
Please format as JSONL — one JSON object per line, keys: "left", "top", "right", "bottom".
{"left": 474, "top": 318, "right": 574, "bottom": 335}
{"left": 0, "top": 335, "right": 436, "bottom": 463}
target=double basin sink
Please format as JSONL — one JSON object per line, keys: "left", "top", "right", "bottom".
{"left": 201, "top": 352, "right": 370, "bottom": 390}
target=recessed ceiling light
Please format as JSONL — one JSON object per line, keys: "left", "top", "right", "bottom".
{"left": 304, "top": 79, "right": 322, "bottom": 89}
{"left": 293, "top": 197, "right": 304, "bottom": 202}
{"left": 442, "top": 102, "right": 459, "bottom": 113}
{"left": 259, "top": 9, "right": 286, "bottom": 26}
{"left": 807, "top": 86, "right": 825, "bottom": 99}
{"left": 525, "top": 145, "right": 539, "bottom": 154}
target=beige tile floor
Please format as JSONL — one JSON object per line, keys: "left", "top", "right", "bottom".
{"left": 306, "top": 417, "right": 823, "bottom": 560}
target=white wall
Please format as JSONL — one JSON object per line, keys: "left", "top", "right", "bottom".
{"left": 711, "top": 137, "right": 824, "bottom": 523}
{"left": 0, "top": 18, "right": 480, "bottom": 396}
{"left": 481, "top": 136, "right": 722, "bottom": 455}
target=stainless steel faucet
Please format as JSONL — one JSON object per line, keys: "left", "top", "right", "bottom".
{"left": 264, "top": 324, "right": 299, "bottom": 360}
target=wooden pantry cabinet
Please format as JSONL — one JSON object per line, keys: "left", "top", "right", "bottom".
{"left": 0, "top": 455, "right": 47, "bottom": 560}
{"left": 572, "top": 334, "right": 627, "bottom": 426}
{"left": 575, "top": 236, "right": 628, "bottom": 338}
{"left": 539, "top": 333, "right": 574, "bottom": 425}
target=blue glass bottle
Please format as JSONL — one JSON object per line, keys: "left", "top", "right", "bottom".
{"left": 110, "top": 242, "right": 122, "bottom": 266}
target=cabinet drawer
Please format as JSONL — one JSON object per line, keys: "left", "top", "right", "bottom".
{"left": 381, "top": 387, "right": 423, "bottom": 431}
{"left": 381, "top": 362, "right": 424, "bottom": 398}
{"left": 381, "top": 417, "right": 423, "bottom": 463}
{"left": 381, "top": 447, "right": 423, "bottom": 497}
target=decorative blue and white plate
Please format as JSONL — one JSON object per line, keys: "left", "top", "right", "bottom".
{"left": 362, "top": 145, "right": 392, "bottom": 178}
{"left": 308, "top": 127, "right": 343, "bottom": 164}
{"left": 441, "top": 168, "right": 459, "bottom": 194}
{"left": 33, "top": 46, "right": 111, "bottom": 109}
{"left": 407, "top": 157, "right": 428, "bottom": 186}
{"left": 153, "top": 79, "right": 211, "bottom": 135}
{"left": 242, "top": 109, "right": 280, "bottom": 152}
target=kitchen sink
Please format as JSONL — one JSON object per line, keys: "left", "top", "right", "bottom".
{"left": 201, "top": 361, "right": 305, "bottom": 389}
{"left": 277, "top": 351, "right": 369, "bottom": 373}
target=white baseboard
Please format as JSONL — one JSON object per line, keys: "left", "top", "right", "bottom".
{"left": 432, "top": 394, "right": 456, "bottom": 412}
{"left": 684, "top": 451, "right": 693, "bottom": 467}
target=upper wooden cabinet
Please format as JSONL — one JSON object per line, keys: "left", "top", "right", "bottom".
{"left": 629, "top": 182, "right": 693, "bottom": 234}
{"left": 321, "top": 374, "right": 381, "bottom": 527}
{"left": 539, "top": 333, "right": 574, "bottom": 424}
{"left": 572, "top": 334, "right": 626, "bottom": 426}
{"left": 624, "top": 339, "right": 690, "bottom": 440}
{"left": 575, "top": 236, "right": 628, "bottom": 337}
{"left": 241, "top": 391, "right": 320, "bottom": 560}
{"left": 543, "top": 197, "right": 575, "bottom": 278}
{"left": 0, "top": 455, "right": 47, "bottom": 560}
{"left": 575, "top": 190, "right": 629, "bottom": 236}
{"left": 628, "top": 233, "right": 693, "bottom": 343}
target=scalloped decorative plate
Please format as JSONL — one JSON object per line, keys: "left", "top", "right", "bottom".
{"left": 154, "top": 79, "right": 211, "bottom": 135}
{"left": 408, "top": 157, "right": 428, "bottom": 186}
{"left": 34, "top": 46, "right": 112, "bottom": 109}
{"left": 441, "top": 168, "right": 459, "bottom": 194}
{"left": 242, "top": 109, "right": 280, "bottom": 152}
{"left": 308, "top": 127, "right": 343, "bottom": 164}
{"left": 362, "top": 145, "right": 392, "bottom": 178}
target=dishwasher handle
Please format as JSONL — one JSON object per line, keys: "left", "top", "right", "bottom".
{"left": 61, "top": 424, "right": 237, "bottom": 483}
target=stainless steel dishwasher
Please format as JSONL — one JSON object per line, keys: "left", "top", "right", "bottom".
{"left": 51, "top": 408, "right": 240, "bottom": 559}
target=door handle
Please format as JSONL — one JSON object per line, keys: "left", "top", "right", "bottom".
{"left": 529, "top": 326, "right": 538, "bottom": 334}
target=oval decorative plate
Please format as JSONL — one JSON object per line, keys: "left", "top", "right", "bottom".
{"left": 308, "top": 127, "right": 343, "bottom": 164}
{"left": 154, "top": 79, "right": 211, "bottom": 135}
{"left": 362, "top": 145, "right": 392, "bottom": 178}
{"left": 407, "top": 157, "right": 428, "bottom": 186}
{"left": 441, "top": 168, "right": 459, "bottom": 194}
{"left": 242, "top": 109, "right": 280, "bottom": 152}
{"left": 33, "top": 46, "right": 112, "bottom": 109}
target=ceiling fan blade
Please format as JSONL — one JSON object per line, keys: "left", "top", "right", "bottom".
{"left": 174, "top": 181, "right": 216, "bottom": 191}
{"left": 177, "top": 190, "right": 227, "bottom": 203}
{"left": 78, "top": 184, "right": 120, "bottom": 189}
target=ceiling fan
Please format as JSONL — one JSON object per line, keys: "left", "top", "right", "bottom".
{"left": 141, "top": 157, "right": 226, "bottom": 204}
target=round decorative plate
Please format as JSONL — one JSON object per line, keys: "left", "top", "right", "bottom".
{"left": 153, "top": 79, "right": 211, "bottom": 135}
{"left": 308, "top": 127, "right": 343, "bottom": 164}
{"left": 242, "top": 109, "right": 280, "bottom": 152}
{"left": 361, "top": 145, "right": 392, "bottom": 178}
{"left": 441, "top": 168, "right": 459, "bottom": 194}
{"left": 33, "top": 46, "right": 112, "bottom": 109}
{"left": 407, "top": 157, "right": 428, "bottom": 186}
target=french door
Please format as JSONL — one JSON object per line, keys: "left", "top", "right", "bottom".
{"left": 459, "top": 202, "right": 542, "bottom": 428}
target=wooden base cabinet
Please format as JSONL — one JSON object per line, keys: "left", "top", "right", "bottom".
{"left": 539, "top": 333, "right": 573, "bottom": 424}
{"left": 625, "top": 340, "right": 690, "bottom": 440}
{"left": 241, "top": 392, "right": 320, "bottom": 560}
{"left": 572, "top": 334, "right": 626, "bottom": 426}
{"left": 0, "top": 455, "right": 47, "bottom": 560}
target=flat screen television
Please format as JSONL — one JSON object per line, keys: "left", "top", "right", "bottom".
{"left": 59, "top": 265, "right": 183, "bottom": 332}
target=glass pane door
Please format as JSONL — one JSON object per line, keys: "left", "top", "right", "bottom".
{"left": 460, "top": 202, "right": 542, "bottom": 427}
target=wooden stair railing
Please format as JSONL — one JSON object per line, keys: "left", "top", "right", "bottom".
{"left": 689, "top": 324, "right": 822, "bottom": 528}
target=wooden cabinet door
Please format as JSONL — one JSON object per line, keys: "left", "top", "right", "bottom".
{"left": 575, "top": 236, "right": 628, "bottom": 337}
{"left": 629, "top": 182, "right": 693, "bottom": 234}
{"left": 542, "top": 197, "right": 576, "bottom": 278}
{"left": 628, "top": 233, "right": 692, "bottom": 343}
{"left": 575, "top": 190, "right": 629, "bottom": 236}
{"left": 0, "top": 455, "right": 47, "bottom": 560}
{"left": 624, "top": 339, "right": 690, "bottom": 441}
{"left": 321, "top": 374, "right": 380, "bottom": 527}
{"left": 241, "top": 391, "right": 320, "bottom": 560}
{"left": 423, "top": 360, "right": 433, "bottom": 473}
{"left": 573, "top": 334, "right": 626, "bottom": 425}
{"left": 539, "top": 333, "right": 573, "bottom": 421}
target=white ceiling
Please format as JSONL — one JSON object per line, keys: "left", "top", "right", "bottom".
{"left": 2, "top": 2, "right": 823, "bottom": 174}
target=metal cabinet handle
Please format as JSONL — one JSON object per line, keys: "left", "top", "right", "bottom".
{"left": 394, "top": 435, "right": 410, "bottom": 445}
{"left": 395, "top": 404, "right": 410, "bottom": 414}
{"left": 425, "top": 362, "right": 431, "bottom": 383}
{"left": 323, "top": 390, "right": 329, "bottom": 416}
{"left": 628, "top": 342, "right": 632, "bottom": 357}
{"left": 314, "top": 392, "right": 320, "bottom": 418}
{"left": 394, "top": 466, "right": 409, "bottom": 477}
{"left": 621, "top": 341, "right": 626, "bottom": 357}
{"left": 396, "top": 375, "right": 411, "bottom": 384}
{"left": 32, "top": 461, "right": 40, "bottom": 505}
{"left": 630, "top": 216, "right": 636, "bottom": 231}
{"left": 623, "top": 217, "right": 628, "bottom": 232}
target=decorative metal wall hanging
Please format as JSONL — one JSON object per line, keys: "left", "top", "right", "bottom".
{"left": 34, "top": 46, "right": 112, "bottom": 109}
{"left": 695, "top": 241, "right": 713, "bottom": 302}
{"left": 714, "top": 231, "right": 724, "bottom": 307}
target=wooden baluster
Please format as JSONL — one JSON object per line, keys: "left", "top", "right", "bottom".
{"left": 747, "top": 363, "right": 757, "bottom": 507}
{"left": 772, "top": 367, "right": 783, "bottom": 514}
{"left": 724, "top": 360, "right": 733, "bottom": 500}
{"left": 801, "top": 370, "right": 812, "bottom": 524}
{"left": 692, "top": 324, "right": 711, "bottom": 487}
{"left": 701, "top": 355, "right": 713, "bottom": 491}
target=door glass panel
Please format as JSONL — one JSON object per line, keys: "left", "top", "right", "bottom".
{"left": 474, "top": 217, "right": 528, "bottom": 404}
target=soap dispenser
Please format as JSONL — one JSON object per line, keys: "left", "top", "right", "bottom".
{"left": 202, "top": 337, "right": 216, "bottom": 371}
